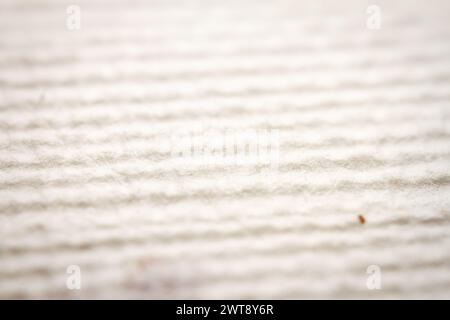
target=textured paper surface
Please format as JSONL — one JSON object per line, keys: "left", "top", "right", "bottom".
{"left": 0, "top": 0, "right": 449, "bottom": 299}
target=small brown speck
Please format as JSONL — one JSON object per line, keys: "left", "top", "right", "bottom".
{"left": 358, "top": 215, "right": 366, "bottom": 225}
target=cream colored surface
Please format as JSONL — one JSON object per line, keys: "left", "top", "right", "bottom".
{"left": 0, "top": 0, "right": 450, "bottom": 299}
